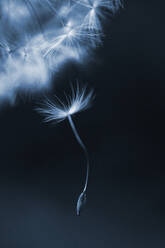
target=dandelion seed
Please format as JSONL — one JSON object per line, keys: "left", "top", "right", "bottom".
{"left": 75, "top": 0, "right": 122, "bottom": 32}
{"left": 43, "top": 20, "right": 99, "bottom": 59}
{"left": 36, "top": 84, "right": 94, "bottom": 215}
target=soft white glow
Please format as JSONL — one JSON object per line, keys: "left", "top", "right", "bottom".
{"left": 0, "top": 0, "right": 122, "bottom": 103}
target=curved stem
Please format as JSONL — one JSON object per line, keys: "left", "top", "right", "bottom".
{"left": 67, "top": 115, "right": 89, "bottom": 193}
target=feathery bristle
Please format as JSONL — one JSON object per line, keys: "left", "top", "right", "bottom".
{"left": 36, "top": 84, "right": 94, "bottom": 122}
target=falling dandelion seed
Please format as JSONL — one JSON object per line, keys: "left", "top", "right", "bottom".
{"left": 36, "top": 84, "right": 94, "bottom": 215}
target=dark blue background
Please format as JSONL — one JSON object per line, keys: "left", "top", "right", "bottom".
{"left": 0, "top": 0, "right": 163, "bottom": 247}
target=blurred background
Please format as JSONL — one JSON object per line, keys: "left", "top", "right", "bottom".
{"left": 0, "top": 0, "right": 163, "bottom": 247}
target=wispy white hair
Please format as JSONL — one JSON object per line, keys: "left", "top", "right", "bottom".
{"left": 75, "top": 0, "right": 123, "bottom": 31}
{"left": 36, "top": 84, "right": 94, "bottom": 123}
{"left": 0, "top": 0, "right": 122, "bottom": 104}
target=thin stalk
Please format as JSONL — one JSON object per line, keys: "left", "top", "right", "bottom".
{"left": 67, "top": 115, "right": 89, "bottom": 215}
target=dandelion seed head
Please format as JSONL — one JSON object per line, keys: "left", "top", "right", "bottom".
{"left": 0, "top": 0, "right": 121, "bottom": 104}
